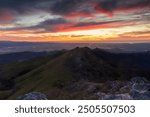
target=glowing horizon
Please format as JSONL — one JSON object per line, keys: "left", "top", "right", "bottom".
{"left": 0, "top": 0, "right": 150, "bottom": 42}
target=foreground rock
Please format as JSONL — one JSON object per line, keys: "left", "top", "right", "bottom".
{"left": 60, "top": 77, "right": 150, "bottom": 100}
{"left": 16, "top": 77, "right": 150, "bottom": 100}
{"left": 130, "top": 77, "right": 150, "bottom": 100}
{"left": 101, "top": 93, "right": 133, "bottom": 100}
{"left": 99, "top": 77, "right": 150, "bottom": 100}
{"left": 17, "top": 92, "right": 47, "bottom": 100}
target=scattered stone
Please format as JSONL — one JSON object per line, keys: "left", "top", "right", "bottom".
{"left": 131, "top": 77, "right": 149, "bottom": 84}
{"left": 132, "top": 84, "right": 150, "bottom": 92}
{"left": 120, "top": 86, "right": 131, "bottom": 93}
{"left": 98, "top": 77, "right": 150, "bottom": 100}
{"left": 101, "top": 93, "right": 132, "bottom": 100}
{"left": 130, "top": 90, "right": 150, "bottom": 100}
{"left": 17, "top": 92, "right": 47, "bottom": 100}
{"left": 24, "top": 77, "right": 149, "bottom": 100}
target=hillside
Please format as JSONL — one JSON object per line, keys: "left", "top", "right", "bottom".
{"left": 0, "top": 47, "right": 150, "bottom": 99}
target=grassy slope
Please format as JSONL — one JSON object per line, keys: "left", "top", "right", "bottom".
{"left": 7, "top": 53, "right": 74, "bottom": 99}
{"left": 0, "top": 52, "right": 68, "bottom": 99}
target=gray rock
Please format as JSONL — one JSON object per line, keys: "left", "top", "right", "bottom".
{"left": 130, "top": 77, "right": 150, "bottom": 99}
{"left": 131, "top": 77, "right": 149, "bottom": 84}
{"left": 17, "top": 92, "right": 47, "bottom": 100}
{"left": 120, "top": 85, "right": 131, "bottom": 93}
{"left": 87, "top": 85, "right": 97, "bottom": 93}
{"left": 132, "top": 84, "right": 150, "bottom": 92}
{"left": 98, "top": 77, "right": 150, "bottom": 100}
{"left": 101, "top": 93, "right": 132, "bottom": 100}
{"left": 130, "top": 90, "right": 150, "bottom": 100}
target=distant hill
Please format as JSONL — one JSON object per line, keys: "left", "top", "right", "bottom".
{"left": 1, "top": 41, "right": 150, "bottom": 54}
{"left": 0, "top": 52, "right": 51, "bottom": 64}
{"left": 93, "top": 48, "right": 150, "bottom": 70}
{"left": 0, "top": 47, "right": 150, "bottom": 99}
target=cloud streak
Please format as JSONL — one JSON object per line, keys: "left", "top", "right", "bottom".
{"left": 0, "top": 0, "right": 150, "bottom": 42}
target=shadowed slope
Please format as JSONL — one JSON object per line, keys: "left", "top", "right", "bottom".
{"left": 0, "top": 47, "right": 150, "bottom": 99}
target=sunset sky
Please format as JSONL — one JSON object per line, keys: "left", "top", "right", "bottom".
{"left": 0, "top": 0, "right": 150, "bottom": 42}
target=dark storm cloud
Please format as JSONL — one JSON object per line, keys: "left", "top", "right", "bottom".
{"left": 0, "top": 0, "right": 85, "bottom": 14}
{"left": 95, "top": 0, "right": 150, "bottom": 13}
{"left": 34, "top": 17, "right": 70, "bottom": 32}
{"left": 96, "top": 0, "right": 118, "bottom": 11}
{"left": 49, "top": 0, "right": 87, "bottom": 15}
{"left": 0, "top": 0, "right": 150, "bottom": 16}
{"left": 40, "top": 18, "right": 68, "bottom": 26}
{"left": 0, "top": 0, "right": 44, "bottom": 10}
{"left": 1, "top": 17, "right": 70, "bottom": 32}
{"left": 49, "top": 0, "right": 150, "bottom": 16}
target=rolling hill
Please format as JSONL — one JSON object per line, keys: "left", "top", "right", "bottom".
{"left": 0, "top": 47, "right": 150, "bottom": 99}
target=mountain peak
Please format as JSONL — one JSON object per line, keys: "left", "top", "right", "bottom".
{"left": 72, "top": 47, "right": 91, "bottom": 51}
{"left": 69, "top": 47, "right": 92, "bottom": 54}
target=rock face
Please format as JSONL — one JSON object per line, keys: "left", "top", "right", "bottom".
{"left": 131, "top": 77, "right": 149, "bottom": 84}
{"left": 101, "top": 93, "right": 133, "bottom": 100}
{"left": 16, "top": 77, "right": 150, "bottom": 100}
{"left": 130, "top": 77, "right": 150, "bottom": 100}
{"left": 63, "top": 77, "right": 150, "bottom": 100}
{"left": 99, "top": 77, "right": 150, "bottom": 100}
{"left": 17, "top": 92, "right": 47, "bottom": 100}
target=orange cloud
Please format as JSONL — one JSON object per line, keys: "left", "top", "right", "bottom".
{"left": 52, "top": 21, "right": 134, "bottom": 33}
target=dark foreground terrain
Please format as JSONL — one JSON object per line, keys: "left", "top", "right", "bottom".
{"left": 0, "top": 47, "right": 150, "bottom": 100}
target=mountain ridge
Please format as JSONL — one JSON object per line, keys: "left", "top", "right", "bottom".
{"left": 0, "top": 47, "right": 150, "bottom": 99}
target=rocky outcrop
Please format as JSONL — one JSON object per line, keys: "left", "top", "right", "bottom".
{"left": 101, "top": 93, "right": 133, "bottom": 100}
{"left": 61, "top": 77, "right": 150, "bottom": 100}
{"left": 99, "top": 77, "right": 150, "bottom": 100}
{"left": 130, "top": 77, "right": 150, "bottom": 100}
{"left": 17, "top": 92, "right": 47, "bottom": 100}
{"left": 16, "top": 77, "right": 150, "bottom": 100}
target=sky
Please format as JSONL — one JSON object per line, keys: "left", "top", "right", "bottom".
{"left": 0, "top": 0, "right": 150, "bottom": 42}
